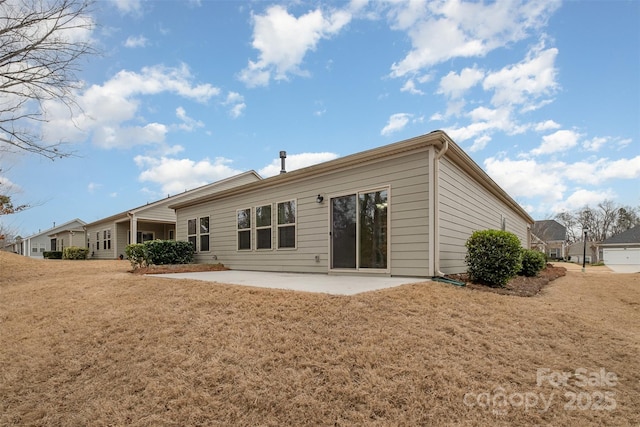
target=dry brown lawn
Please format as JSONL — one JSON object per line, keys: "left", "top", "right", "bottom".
{"left": 1, "top": 252, "right": 638, "bottom": 426}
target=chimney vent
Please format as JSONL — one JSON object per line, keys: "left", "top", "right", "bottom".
{"left": 279, "top": 151, "right": 287, "bottom": 174}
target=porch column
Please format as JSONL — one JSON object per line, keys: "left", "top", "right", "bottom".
{"left": 130, "top": 213, "right": 138, "bottom": 244}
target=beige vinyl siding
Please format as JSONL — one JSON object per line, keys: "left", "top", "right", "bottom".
{"left": 23, "top": 219, "right": 86, "bottom": 258}
{"left": 438, "top": 156, "right": 530, "bottom": 273}
{"left": 176, "top": 149, "right": 431, "bottom": 276}
{"left": 86, "top": 222, "right": 115, "bottom": 259}
{"left": 135, "top": 204, "right": 175, "bottom": 222}
{"left": 115, "top": 222, "right": 129, "bottom": 258}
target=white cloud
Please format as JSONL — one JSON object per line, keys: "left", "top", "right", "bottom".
{"left": 175, "top": 107, "right": 204, "bottom": 132}
{"left": 388, "top": 0, "right": 561, "bottom": 77}
{"left": 553, "top": 189, "right": 617, "bottom": 213}
{"left": 483, "top": 43, "right": 558, "bottom": 108}
{"left": 239, "top": 5, "right": 352, "bottom": 87}
{"left": 531, "top": 129, "right": 581, "bottom": 156}
{"left": 598, "top": 156, "right": 640, "bottom": 180}
{"left": 437, "top": 67, "right": 484, "bottom": 99}
{"left": 124, "top": 35, "right": 148, "bottom": 48}
{"left": 224, "top": 92, "right": 246, "bottom": 118}
{"left": 111, "top": 0, "right": 142, "bottom": 15}
{"left": 135, "top": 155, "right": 243, "bottom": 195}
{"left": 581, "top": 136, "right": 631, "bottom": 152}
{"left": 400, "top": 79, "right": 424, "bottom": 95}
{"left": 484, "top": 155, "right": 566, "bottom": 202}
{"left": 93, "top": 123, "right": 168, "bottom": 149}
{"left": 469, "top": 134, "right": 491, "bottom": 152}
{"left": 87, "top": 182, "right": 101, "bottom": 193}
{"left": 381, "top": 113, "right": 412, "bottom": 136}
{"left": 444, "top": 106, "right": 524, "bottom": 142}
{"left": 41, "top": 64, "right": 220, "bottom": 149}
{"left": 582, "top": 136, "right": 607, "bottom": 152}
{"left": 258, "top": 152, "right": 339, "bottom": 177}
{"left": 484, "top": 153, "right": 640, "bottom": 214}
{"left": 534, "top": 120, "right": 561, "bottom": 132}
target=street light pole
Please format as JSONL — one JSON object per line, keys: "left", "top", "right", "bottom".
{"left": 582, "top": 228, "right": 588, "bottom": 273}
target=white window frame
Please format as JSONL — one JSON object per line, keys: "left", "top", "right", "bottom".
{"left": 237, "top": 208, "right": 252, "bottom": 251}
{"left": 199, "top": 216, "right": 210, "bottom": 252}
{"left": 103, "top": 229, "right": 111, "bottom": 250}
{"left": 276, "top": 199, "right": 297, "bottom": 250}
{"left": 255, "top": 204, "right": 273, "bottom": 251}
{"left": 187, "top": 218, "right": 197, "bottom": 250}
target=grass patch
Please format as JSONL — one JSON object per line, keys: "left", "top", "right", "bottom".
{"left": 1, "top": 252, "right": 638, "bottom": 425}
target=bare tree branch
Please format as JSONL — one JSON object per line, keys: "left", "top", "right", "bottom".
{"left": 0, "top": 0, "right": 96, "bottom": 160}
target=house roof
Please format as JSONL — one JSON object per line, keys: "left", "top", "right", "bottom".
{"left": 83, "top": 170, "right": 262, "bottom": 227}
{"left": 23, "top": 218, "right": 87, "bottom": 240}
{"left": 532, "top": 220, "right": 566, "bottom": 241}
{"left": 169, "top": 131, "right": 534, "bottom": 224}
{"left": 600, "top": 225, "right": 640, "bottom": 245}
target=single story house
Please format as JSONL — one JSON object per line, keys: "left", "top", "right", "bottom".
{"left": 84, "top": 171, "right": 260, "bottom": 259}
{"left": 1, "top": 236, "right": 23, "bottom": 254}
{"left": 17, "top": 218, "right": 87, "bottom": 258}
{"left": 600, "top": 225, "right": 640, "bottom": 273}
{"left": 169, "top": 131, "right": 534, "bottom": 277}
{"left": 531, "top": 219, "right": 567, "bottom": 259}
{"left": 567, "top": 240, "right": 601, "bottom": 265}
{"left": 49, "top": 226, "right": 86, "bottom": 252}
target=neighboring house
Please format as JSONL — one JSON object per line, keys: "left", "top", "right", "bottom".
{"left": 49, "top": 226, "right": 86, "bottom": 252}
{"left": 531, "top": 220, "right": 568, "bottom": 259}
{"left": 19, "top": 218, "right": 87, "bottom": 258}
{"left": 567, "top": 240, "right": 600, "bottom": 265}
{"left": 1, "top": 236, "right": 23, "bottom": 254}
{"left": 84, "top": 171, "right": 261, "bottom": 260}
{"left": 600, "top": 225, "right": 640, "bottom": 273}
{"left": 169, "top": 131, "right": 534, "bottom": 277}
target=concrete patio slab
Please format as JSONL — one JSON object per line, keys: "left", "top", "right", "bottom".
{"left": 153, "top": 270, "right": 429, "bottom": 295}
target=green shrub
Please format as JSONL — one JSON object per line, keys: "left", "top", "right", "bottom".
{"left": 43, "top": 251, "right": 63, "bottom": 259}
{"left": 465, "top": 229, "right": 523, "bottom": 287}
{"left": 125, "top": 240, "right": 195, "bottom": 269}
{"left": 520, "top": 249, "right": 546, "bottom": 277}
{"left": 144, "top": 240, "right": 195, "bottom": 265}
{"left": 62, "top": 246, "right": 89, "bottom": 260}
{"left": 125, "top": 243, "right": 149, "bottom": 269}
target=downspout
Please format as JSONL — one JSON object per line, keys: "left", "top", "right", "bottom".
{"left": 433, "top": 138, "right": 449, "bottom": 277}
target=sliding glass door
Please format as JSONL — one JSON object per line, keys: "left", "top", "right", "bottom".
{"left": 330, "top": 189, "right": 388, "bottom": 271}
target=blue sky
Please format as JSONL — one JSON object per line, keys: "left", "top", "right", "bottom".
{"left": 2, "top": 0, "right": 639, "bottom": 237}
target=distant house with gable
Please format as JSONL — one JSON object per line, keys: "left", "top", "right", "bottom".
{"left": 84, "top": 171, "right": 261, "bottom": 259}
{"left": 531, "top": 220, "right": 567, "bottom": 260}
{"left": 19, "top": 218, "right": 87, "bottom": 258}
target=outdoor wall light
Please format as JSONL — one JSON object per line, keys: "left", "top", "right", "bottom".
{"left": 316, "top": 194, "right": 324, "bottom": 203}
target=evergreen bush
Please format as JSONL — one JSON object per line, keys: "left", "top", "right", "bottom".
{"left": 62, "top": 246, "right": 89, "bottom": 260}
{"left": 125, "top": 240, "right": 195, "bottom": 269}
{"left": 144, "top": 240, "right": 195, "bottom": 265}
{"left": 43, "top": 251, "right": 63, "bottom": 259}
{"left": 465, "top": 229, "right": 523, "bottom": 287}
{"left": 520, "top": 249, "right": 547, "bottom": 277}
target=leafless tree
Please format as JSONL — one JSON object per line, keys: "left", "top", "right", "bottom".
{"left": 555, "top": 200, "right": 640, "bottom": 242}
{"left": 0, "top": 0, "right": 95, "bottom": 160}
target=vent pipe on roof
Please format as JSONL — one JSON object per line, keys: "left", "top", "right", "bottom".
{"left": 280, "top": 151, "right": 287, "bottom": 174}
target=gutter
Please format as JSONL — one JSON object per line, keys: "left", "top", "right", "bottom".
{"left": 433, "top": 136, "right": 449, "bottom": 277}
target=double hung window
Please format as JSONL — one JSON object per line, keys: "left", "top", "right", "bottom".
{"left": 277, "top": 200, "right": 296, "bottom": 249}
{"left": 256, "top": 205, "right": 272, "bottom": 250}
{"left": 237, "top": 208, "right": 251, "bottom": 250}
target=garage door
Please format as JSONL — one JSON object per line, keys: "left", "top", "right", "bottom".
{"left": 603, "top": 248, "right": 640, "bottom": 273}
